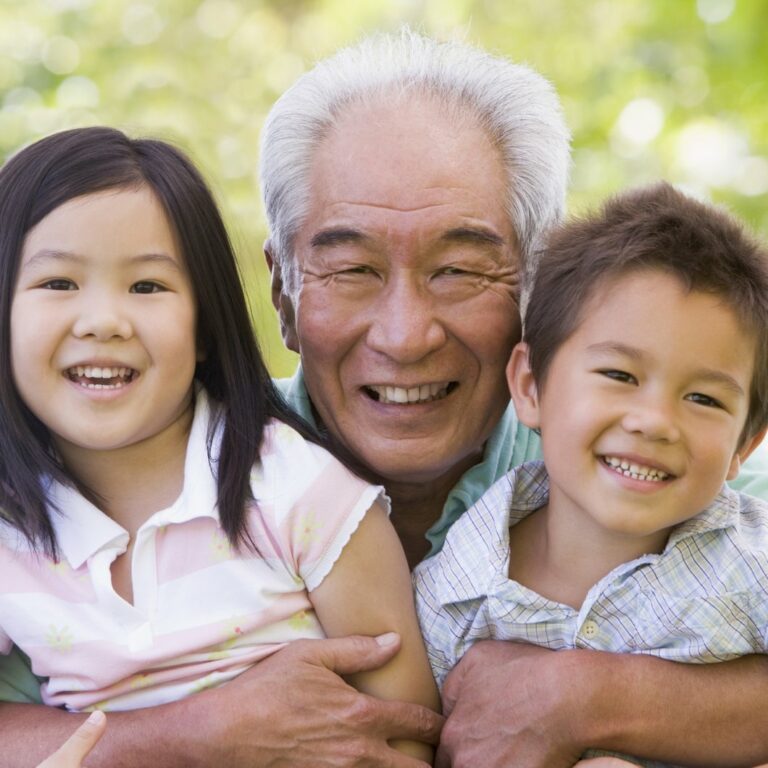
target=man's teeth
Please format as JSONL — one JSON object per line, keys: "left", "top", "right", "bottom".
{"left": 603, "top": 456, "right": 670, "bottom": 482}
{"left": 66, "top": 366, "right": 136, "bottom": 389}
{"left": 367, "top": 383, "right": 451, "bottom": 404}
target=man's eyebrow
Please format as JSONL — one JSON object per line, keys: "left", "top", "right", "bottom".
{"left": 440, "top": 226, "right": 504, "bottom": 248}
{"left": 22, "top": 249, "right": 183, "bottom": 271}
{"left": 310, "top": 228, "right": 368, "bottom": 248}
{"left": 587, "top": 341, "right": 745, "bottom": 395}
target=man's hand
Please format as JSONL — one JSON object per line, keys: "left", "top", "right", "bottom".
{"left": 436, "top": 641, "right": 586, "bottom": 768}
{"left": 193, "top": 633, "right": 443, "bottom": 767}
{"left": 0, "top": 634, "right": 441, "bottom": 768}
{"left": 37, "top": 711, "right": 107, "bottom": 768}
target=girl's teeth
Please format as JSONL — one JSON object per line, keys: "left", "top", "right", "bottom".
{"left": 66, "top": 366, "right": 136, "bottom": 389}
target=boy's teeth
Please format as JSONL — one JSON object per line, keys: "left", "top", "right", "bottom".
{"left": 603, "top": 455, "right": 670, "bottom": 482}
{"left": 367, "top": 382, "right": 451, "bottom": 404}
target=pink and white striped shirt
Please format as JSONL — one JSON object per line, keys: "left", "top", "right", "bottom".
{"left": 0, "top": 391, "right": 386, "bottom": 711}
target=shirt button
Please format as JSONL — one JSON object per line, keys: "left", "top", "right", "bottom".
{"left": 582, "top": 620, "right": 599, "bottom": 638}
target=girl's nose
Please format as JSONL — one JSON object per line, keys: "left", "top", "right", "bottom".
{"left": 71, "top": 298, "right": 133, "bottom": 341}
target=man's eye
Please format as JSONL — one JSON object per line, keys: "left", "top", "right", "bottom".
{"left": 438, "top": 267, "right": 470, "bottom": 276}
{"left": 686, "top": 392, "right": 723, "bottom": 409}
{"left": 130, "top": 281, "right": 164, "bottom": 294}
{"left": 599, "top": 369, "right": 637, "bottom": 384}
{"left": 340, "top": 266, "right": 374, "bottom": 275}
{"left": 41, "top": 279, "right": 76, "bottom": 291}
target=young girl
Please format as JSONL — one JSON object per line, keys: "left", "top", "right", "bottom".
{"left": 0, "top": 127, "right": 438, "bottom": 762}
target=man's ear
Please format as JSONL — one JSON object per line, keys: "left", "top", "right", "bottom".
{"left": 264, "top": 239, "right": 299, "bottom": 353}
{"left": 726, "top": 425, "right": 768, "bottom": 481}
{"left": 506, "top": 342, "right": 541, "bottom": 431}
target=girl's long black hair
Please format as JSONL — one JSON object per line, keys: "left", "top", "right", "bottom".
{"left": 0, "top": 126, "right": 341, "bottom": 558}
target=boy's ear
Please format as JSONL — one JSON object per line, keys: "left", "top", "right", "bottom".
{"left": 264, "top": 239, "right": 299, "bottom": 353}
{"left": 506, "top": 342, "right": 541, "bottom": 431}
{"left": 726, "top": 425, "right": 768, "bottom": 481}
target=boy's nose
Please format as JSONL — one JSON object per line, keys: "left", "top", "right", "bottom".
{"left": 621, "top": 397, "right": 681, "bottom": 443}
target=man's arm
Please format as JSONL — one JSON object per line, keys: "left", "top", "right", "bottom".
{"left": 0, "top": 636, "right": 442, "bottom": 768}
{"left": 437, "top": 641, "right": 768, "bottom": 768}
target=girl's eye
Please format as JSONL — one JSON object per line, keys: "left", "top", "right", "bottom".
{"left": 41, "top": 278, "right": 76, "bottom": 291}
{"left": 686, "top": 392, "right": 723, "bottom": 409}
{"left": 130, "top": 281, "right": 164, "bottom": 294}
{"left": 599, "top": 369, "right": 637, "bottom": 385}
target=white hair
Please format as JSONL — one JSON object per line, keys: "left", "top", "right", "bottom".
{"left": 259, "top": 28, "right": 571, "bottom": 300}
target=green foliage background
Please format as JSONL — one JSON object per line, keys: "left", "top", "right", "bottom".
{"left": 2, "top": 0, "right": 766, "bottom": 376}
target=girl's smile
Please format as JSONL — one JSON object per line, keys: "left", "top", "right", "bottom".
{"left": 10, "top": 186, "right": 198, "bottom": 468}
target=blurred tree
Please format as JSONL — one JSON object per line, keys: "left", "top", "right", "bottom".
{"left": 1, "top": 0, "right": 766, "bottom": 375}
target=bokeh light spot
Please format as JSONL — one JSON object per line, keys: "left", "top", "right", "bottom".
{"left": 42, "top": 36, "right": 80, "bottom": 75}
{"left": 696, "top": 0, "right": 736, "bottom": 24}
{"left": 122, "top": 4, "right": 165, "bottom": 46}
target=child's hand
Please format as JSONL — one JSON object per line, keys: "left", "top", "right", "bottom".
{"left": 36, "top": 711, "right": 106, "bottom": 768}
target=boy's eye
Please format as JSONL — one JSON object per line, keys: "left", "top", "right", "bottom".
{"left": 130, "top": 281, "right": 165, "bottom": 294}
{"left": 685, "top": 392, "right": 723, "bottom": 409}
{"left": 599, "top": 369, "right": 637, "bottom": 385}
{"left": 41, "top": 278, "right": 76, "bottom": 291}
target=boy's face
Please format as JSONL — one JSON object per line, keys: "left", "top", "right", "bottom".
{"left": 508, "top": 269, "right": 762, "bottom": 548}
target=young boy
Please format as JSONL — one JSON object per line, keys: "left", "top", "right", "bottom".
{"left": 414, "top": 182, "right": 768, "bottom": 767}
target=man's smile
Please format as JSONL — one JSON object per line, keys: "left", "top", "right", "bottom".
{"left": 363, "top": 381, "right": 458, "bottom": 404}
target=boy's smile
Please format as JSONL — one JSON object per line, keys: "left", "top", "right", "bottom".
{"left": 509, "top": 269, "right": 760, "bottom": 556}
{"left": 10, "top": 186, "right": 198, "bottom": 472}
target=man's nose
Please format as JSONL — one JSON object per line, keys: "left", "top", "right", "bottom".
{"left": 621, "top": 393, "right": 681, "bottom": 443}
{"left": 365, "top": 275, "right": 447, "bottom": 363}
{"left": 71, "top": 295, "right": 134, "bottom": 341}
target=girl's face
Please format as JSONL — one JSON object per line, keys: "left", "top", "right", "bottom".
{"left": 11, "top": 186, "right": 198, "bottom": 467}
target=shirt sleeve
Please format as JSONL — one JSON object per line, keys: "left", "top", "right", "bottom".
{"left": 0, "top": 647, "right": 44, "bottom": 704}
{"left": 412, "top": 559, "right": 461, "bottom": 690}
{"left": 250, "top": 422, "right": 389, "bottom": 593}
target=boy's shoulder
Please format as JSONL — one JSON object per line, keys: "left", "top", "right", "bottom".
{"left": 659, "top": 485, "right": 768, "bottom": 595}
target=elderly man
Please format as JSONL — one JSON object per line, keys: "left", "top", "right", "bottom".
{"left": 3, "top": 30, "right": 768, "bottom": 768}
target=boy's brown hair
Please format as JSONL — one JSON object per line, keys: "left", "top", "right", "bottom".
{"left": 523, "top": 181, "right": 768, "bottom": 444}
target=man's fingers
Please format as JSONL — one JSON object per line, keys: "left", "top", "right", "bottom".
{"left": 375, "top": 697, "right": 444, "bottom": 745}
{"left": 295, "top": 632, "right": 404, "bottom": 676}
{"left": 38, "top": 711, "right": 106, "bottom": 767}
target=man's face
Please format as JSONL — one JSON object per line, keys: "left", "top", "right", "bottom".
{"left": 276, "top": 98, "right": 521, "bottom": 486}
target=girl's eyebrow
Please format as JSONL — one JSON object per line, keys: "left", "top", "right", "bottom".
{"left": 22, "top": 249, "right": 183, "bottom": 271}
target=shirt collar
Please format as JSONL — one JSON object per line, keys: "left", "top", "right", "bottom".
{"left": 431, "top": 461, "right": 549, "bottom": 605}
{"left": 665, "top": 482, "right": 741, "bottom": 547}
{"left": 49, "top": 388, "right": 221, "bottom": 570}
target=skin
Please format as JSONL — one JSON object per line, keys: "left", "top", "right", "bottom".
{"left": 270, "top": 98, "right": 768, "bottom": 768}
{"left": 5, "top": 92, "right": 768, "bottom": 768}
{"left": 270, "top": 96, "right": 521, "bottom": 567}
{"left": 2, "top": 183, "right": 441, "bottom": 768}
{"left": 507, "top": 271, "right": 764, "bottom": 609}
{"left": 37, "top": 711, "right": 107, "bottom": 768}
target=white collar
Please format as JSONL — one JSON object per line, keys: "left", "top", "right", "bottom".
{"left": 49, "top": 389, "right": 222, "bottom": 569}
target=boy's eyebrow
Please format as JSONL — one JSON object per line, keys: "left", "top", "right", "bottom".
{"left": 22, "top": 249, "right": 183, "bottom": 271}
{"left": 587, "top": 341, "right": 746, "bottom": 395}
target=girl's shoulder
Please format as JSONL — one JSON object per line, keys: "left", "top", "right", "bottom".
{"left": 252, "top": 419, "right": 364, "bottom": 503}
